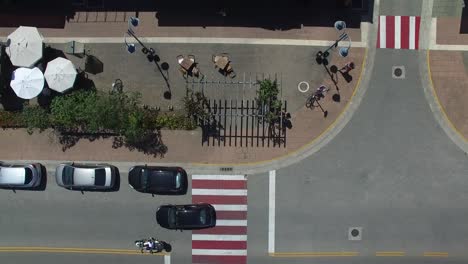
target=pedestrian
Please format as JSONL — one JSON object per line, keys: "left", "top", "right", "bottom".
{"left": 315, "top": 85, "right": 329, "bottom": 99}
{"left": 339, "top": 62, "right": 355, "bottom": 74}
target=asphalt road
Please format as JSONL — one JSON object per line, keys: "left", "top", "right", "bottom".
{"left": 260, "top": 48, "right": 468, "bottom": 262}
{"left": 0, "top": 171, "right": 192, "bottom": 263}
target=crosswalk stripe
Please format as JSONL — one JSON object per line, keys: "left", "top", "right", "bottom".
{"left": 216, "top": 220, "right": 248, "bottom": 226}
{"left": 212, "top": 204, "right": 247, "bottom": 211}
{"left": 192, "top": 234, "right": 247, "bottom": 241}
{"left": 192, "top": 249, "right": 247, "bottom": 256}
{"left": 379, "top": 16, "right": 386, "bottom": 48}
{"left": 192, "top": 189, "right": 247, "bottom": 196}
{"left": 410, "top": 16, "right": 416, "bottom": 49}
{"left": 192, "top": 175, "right": 246, "bottom": 180}
{"left": 395, "top": 16, "right": 401, "bottom": 49}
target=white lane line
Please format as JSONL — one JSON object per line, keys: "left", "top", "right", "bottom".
{"left": 410, "top": 16, "right": 416, "bottom": 49}
{"left": 164, "top": 254, "right": 170, "bottom": 264}
{"left": 213, "top": 204, "right": 248, "bottom": 211}
{"left": 394, "top": 16, "right": 401, "bottom": 49}
{"left": 192, "top": 249, "right": 247, "bottom": 256}
{"left": 192, "top": 175, "right": 246, "bottom": 181}
{"left": 216, "top": 220, "right": 248, "bottom": 226}
{"left": 192, "top": 189, "right": 247, "bottom": 196}
{"left": 268, "top": 170, "right": 276, "bottom": 254}
{"left": 192, "top": 234, "right": 247, "bottom": 241}
{"left": 379, "top": 16, "right": 386, "bottom": 48}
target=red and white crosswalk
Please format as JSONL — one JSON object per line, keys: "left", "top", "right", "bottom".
{"left": 377, "top": 15, "right": 421, "bottom": 49}
{"left": 192, "top": 174, "right": 248, "bottom": 264}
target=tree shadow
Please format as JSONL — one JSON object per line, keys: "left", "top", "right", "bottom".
{"left": 112, "top": 130, "right": 169, "bottom": 158}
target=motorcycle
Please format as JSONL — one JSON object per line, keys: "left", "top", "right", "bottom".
{"left": 134, "top": 237, "right": 172, "bottom": 254}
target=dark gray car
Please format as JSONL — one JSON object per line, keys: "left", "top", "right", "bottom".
{"left": 55, "top": 163, "right": 117, "bottom": 191}
{"left": 0, "top": 162, "right": 42, "bottom": 188}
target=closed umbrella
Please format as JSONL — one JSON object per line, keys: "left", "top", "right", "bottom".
{"left": 44, "top": 57, "right": 77, "bottom": 92}
{"left": 10, "top": 67, "right": 44, "bottom": 99}
{"left": 6, "top": 26, "right": 44, "bottom": 67}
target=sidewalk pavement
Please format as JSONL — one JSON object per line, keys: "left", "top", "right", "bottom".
{"left": 428, "top": 50, "right": 468, "bottom": 142}
{"left": 0, "top": 12, "right": 361, "bottom": 42}
{"left": 0, "top": 46, "right": 366, "bottom": 164}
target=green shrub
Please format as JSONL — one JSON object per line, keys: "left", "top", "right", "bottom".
{"left": 21, "top": 106, "right": 50, "bottom": 134}
{"left": 0, "top": 110, "right": 24, "bottom": 127}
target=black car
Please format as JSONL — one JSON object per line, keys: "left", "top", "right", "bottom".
{"left": 128, "top": 166, "right": 188, "bottom": 195}
{"left": 156, "top": 204, "right": 216, "bottom": 230}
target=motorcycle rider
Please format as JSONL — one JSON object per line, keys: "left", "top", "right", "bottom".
{"left": 143, "top": 238, "right": 155, "bottom": 254}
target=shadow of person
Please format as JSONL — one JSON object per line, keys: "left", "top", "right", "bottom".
{"left": 332, "top": 93, "right": 341, "bottom": 102}
{"left": 340, "top": 71, "right": 353, "bottom": 83}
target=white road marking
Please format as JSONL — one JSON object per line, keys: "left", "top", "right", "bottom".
{"left": 410, "top": 16, "right": 416, "bottom": 49}
{"left": 192, "top": 234, "right": 247, "bottom": 241}
{"left": 380, "top": 16, "right": 387, "bottom": 48}
{"left": 268, "top": 170, "right": 276, "bottom": 254}
{"left": 192, "top": 249, "right": 247, "bottom": 256}
{"left": 192, "top": 175, "right": 246, "bottom": 181}
{"left": 164, "top": 254, "right": 170, "bottom": 264}
{"left": 192, "top": 189, "right": 247, "bottom": 196}
{"left": 216, "top": 220, "right": 248, "bottom": 226}
{"left": 395, "top": 16, "right": 401, "bottom": 49}
{"left": 212, "top": 204, "right": 248, "bottom": 211}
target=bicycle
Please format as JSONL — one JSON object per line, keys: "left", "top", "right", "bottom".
{"left": 305, "top": 85, "right": 329, "bottom": 108}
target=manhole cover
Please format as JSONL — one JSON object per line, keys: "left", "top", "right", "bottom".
{"left": 392, "top": 66, "right": 405, "bottom": 79}
{"left": 348, "top": 227, "right": 362, "bottom": 241}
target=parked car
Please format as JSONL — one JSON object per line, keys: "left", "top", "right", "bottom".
{"left": 0, "top": 162, "right": 42, "bottom": 188}
{"left": 55, "top": 163, "right": 118, "bottom": 191}
{"left": 128, "top": 166, "right": 188, "bottom": 195}
{"left": 156, "top": 203, "right": 216, "bottom": 230}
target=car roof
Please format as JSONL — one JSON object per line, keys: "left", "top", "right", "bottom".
{"left": 0, "top": 167, "right": 26, "bottom": 184}
{"left": 73, "top": 167, "right": 99, "bottom": 186}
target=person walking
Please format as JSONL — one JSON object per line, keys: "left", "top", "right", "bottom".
{"left": 315, "top": 85, "right": 329, "bottom": 99}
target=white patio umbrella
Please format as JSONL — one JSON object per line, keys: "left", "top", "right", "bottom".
{"left": 5, "top": 26, "right": 44, "bottom": 67}
{"left": 10, "top": 67, "right": 44, "bottom": 99}
{"left": 44, "top": 57, "right": 77, "bottom": 92}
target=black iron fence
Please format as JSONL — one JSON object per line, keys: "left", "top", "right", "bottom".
{"left": 200, "top": 99, "right": 287, "bottom": 147}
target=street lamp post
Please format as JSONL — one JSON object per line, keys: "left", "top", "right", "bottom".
{"left": 124, "top": 17, "right": 154, "bottom": 55}
{"left": 316, "top": 21, "right": 352, "bottom": 60}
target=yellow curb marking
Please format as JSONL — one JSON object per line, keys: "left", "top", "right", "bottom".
{"left": 191, "top": 47, "right": 369, "bottom": 167}
{"left": 426, "top": 50, "right": 468, "bottom": 143}
{"left": 270, "top": 252, "right": 359, "bottom": 257}
{"left": 0, "top": 247, "right": 168, "bottom": 256}
{"left": 375, "top": 251, "right": 405, "bottom": 256}
{"left": 424, "top": 252, "right": 449, "bottom": 257}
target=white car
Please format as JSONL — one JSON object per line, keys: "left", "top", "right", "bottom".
{"left": 55, "top": 163, "right": 117, "bottom": 191}
{"left": 0, "top": 162, "right": 42, "bottom": 188}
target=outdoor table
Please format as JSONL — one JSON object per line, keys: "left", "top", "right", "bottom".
{"left": 180, "top": 58, "right": 194, "bottom": 71}
{"left": 214, "top": 56, "right": 229, "bottom": 70}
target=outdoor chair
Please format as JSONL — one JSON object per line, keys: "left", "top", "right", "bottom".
{"left": 176, "top": 55, "right": 184, "bottom": 65}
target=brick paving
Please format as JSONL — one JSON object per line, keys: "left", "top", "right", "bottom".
{"left": 436, "top": 17, "right": 468, "bottom": 45}
{"left": 0, "top": 48, "right": 365, "bottom": 163}
{"left": 429, "top": 51, "right": 468, "bottom": 140}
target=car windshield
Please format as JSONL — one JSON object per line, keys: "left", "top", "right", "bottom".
{"left": 141, "top": 169, "right": 149, "bottom": 189}
{"left": 24, "top": 168, "right": 33, "bottom": 184}
{"left": 94, "top": 168, "right": 106, "bottom": 186}
{"left": 199, "top": 208, "right": 207, "bottom": 224}
{"left": 175, "top": 172, "right": 181, "bottom": 189}
{"left": 62, "top": 166, "right": 74, "bottom": 185}
{"left": 169, "top": 208, "right": 177, "bottom": 228}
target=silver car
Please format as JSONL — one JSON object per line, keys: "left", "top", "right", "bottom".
{"left": 0, "top": 162, "right": 42, "bottom": 188}
{"left": 55, "top": 163, "right": 117, "bottom": 190}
